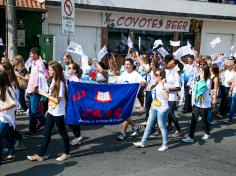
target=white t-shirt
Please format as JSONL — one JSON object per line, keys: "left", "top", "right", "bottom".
{"left": 48, "top": 80, "right": 66, "bottom": 116}
{"left": 0, "top": 87, "right": 17, "bottom": 127}
{"left": 165, "top": 69, "right": 180, "bottom": 101}
{"left": 223, "top": 70, "right": 235, "bottom": 87}
{"left": 118, "top": 70, "right": 146, "bottom": 84}
{"left": 193, "top": 79, "right": 212, "bottom": 108}
{"left": 151, "top": 83, "right": 169, "bottom": 111}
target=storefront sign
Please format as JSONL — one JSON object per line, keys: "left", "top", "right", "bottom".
{"left": 61, "top": 0, "right": 75, "bottom": 35}
{"left": 104, "top": 13, "right": 190, "bottom": 32}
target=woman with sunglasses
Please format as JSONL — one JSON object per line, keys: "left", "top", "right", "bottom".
{"left": 182, "top": 64, "right": 212, "bottom": 143}
{"left": 66, "top": 63, "right": 83, "bottom": 146}
{"left": 133, "top": 68, "right": 169, "bottom": 152}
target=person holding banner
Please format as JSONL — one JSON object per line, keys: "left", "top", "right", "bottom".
{"left": 27, "top": 62, "right": 70, "bottom": 162}
{"left": 134, "top": 68, "right": 169, "bottom": 152}
{"left": 66, "top": 63, "right": 83, "bottom": 146}
{"left": 116, "top": 59, "right": 146, "bottom": 140}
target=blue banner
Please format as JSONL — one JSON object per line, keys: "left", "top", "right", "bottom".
{"left": 65, "top": 82, "right": 139, "bottom": 125}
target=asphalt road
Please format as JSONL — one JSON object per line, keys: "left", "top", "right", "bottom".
{"left": 1, "top": 110, "right": 236, "bottom": 176}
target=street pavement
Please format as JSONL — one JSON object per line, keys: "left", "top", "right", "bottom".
{"left": 1, "top": 110, "right": 236, "bottom": 176}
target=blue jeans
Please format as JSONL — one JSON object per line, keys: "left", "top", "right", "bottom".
{"left": 0, "top": 122, "right": 15, "bottom": 162}
{"left": 229, "top": 92, "right": 236, "bottom": 120}
{"left": 19, "top": 88, "right": 28, "bottom": 112}
{"left": 29, "top": 93, "right": 45, "bottom": 132}
{"left": 141, "top": 108, "right": 169, "bottom": 145}
{"left": 39, "top": 113, "right": 70, "bottom": 156}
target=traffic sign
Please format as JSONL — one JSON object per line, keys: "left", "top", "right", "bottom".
{"left": 61, "top": 0, "right": 75, "bottom": 35}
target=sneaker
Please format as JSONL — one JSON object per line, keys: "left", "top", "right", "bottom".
{"left": 27, "top": 154, "right": 44, "bottom": 161}
{"left": 4, "top": 155, "right": 16, "bottom": 161}
{"left": 171, "top": 131, "right": 183, "bottom": 138}
{"left": 70, "top": 136, "right": 83, "bottom": 146}
{"left": 182, "top": 136, "right": 194, "bottom": 143}
{"left": 158, "top": 145, "right": 168, "bottom": 152}
{"left": 201, "top": 134, "right": 210, "bottom": 141}
{"left": 149, "top": 131, "right": 160, "bottom": 138}
{"left": 56, "top": 154, "right": 70, "bottom": 161}
{"left": 131, "top": 124, "right": 141, "bottom": 137}
{"left": 198, "top": 117, "right": 202, "bottom": 121}
{"left": 133, "top": 142, "right": 145, "bottom": 148}
{"left": 116, "top": 132, "right": 127, "bottom": 140}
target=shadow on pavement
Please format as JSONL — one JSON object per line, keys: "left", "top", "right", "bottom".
{"left": 5, "top": 161, "right": 77, "bottom": 176}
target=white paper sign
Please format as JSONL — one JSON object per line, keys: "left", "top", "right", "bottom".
{"left": 153, "top": 39, "right": 163, "bottom": 49}
{"left": 66, "top": 41, "right": 83, "bottom": 55}
{"left": 210, "top": 37, "right": 221, "bottom": 48}
{"left": 97, "top": 46, "right": 108, "bottom": 62}
{"left": 127, "top": 36, "right": 133, "bottom": 49}
{"left": 170, "top": 40, "right": 180, "bottom": 47}
{"left": 61, "top": 0, "right": 75, "bottom": 35}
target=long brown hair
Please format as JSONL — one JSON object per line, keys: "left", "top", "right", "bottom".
{"left": 50, "top": 62, "right": 68, "bottom": 102}
{"left": 14, "top": 55, "right": 25, "bottom": 70}
{"left": 0, "top": 70, "right": 13, "bottom": 101}
{"left": 1, "top": 62, "right": 19, "bottom": 88}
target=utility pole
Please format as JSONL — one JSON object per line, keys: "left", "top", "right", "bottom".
{"left": 6, "top": 0, "right": 17, "bottom": 59}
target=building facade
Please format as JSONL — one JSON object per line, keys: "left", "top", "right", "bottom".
{"left": 45, "top": 0, "right": 236, "bottom": 60}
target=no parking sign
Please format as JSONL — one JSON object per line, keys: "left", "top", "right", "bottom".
{"left": 61, "top": 0, "right": 75, "bottom": 35}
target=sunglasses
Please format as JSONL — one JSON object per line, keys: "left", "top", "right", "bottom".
{"left": 68, "top": 67, "right": 73, "bottom": 70}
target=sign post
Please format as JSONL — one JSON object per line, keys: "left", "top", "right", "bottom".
{"left": 61, "top": 0, "right": 75, "bottom": 37}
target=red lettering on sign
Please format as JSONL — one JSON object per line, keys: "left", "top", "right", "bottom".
{"left": 177, "top": 21, "right": 183, "bottom": 30}
{"left": 152, "top": 19, "right": 158, "bottom": 28}
{"left": 171, "top": 21, "right": 178, "bottom": 29}
{"left": 82, "top": 109, "right": 93, "bottom": 118}
{"left": 81, "top": 89, "right": 86, "bottom": 97}
{"left": 77, "top": 92, "right": 81, "bottom": 100}
{"left": 73, "top": 95, "right": 77, "bottom": 102}
{"left": 114, "top": 108, "right": 122, "bottom": 118}
{"left": 139, "top": 18, "right": 146, "bottom": 28}
{"left": 183, "top": 21, "right": 189, "bottom": 31}
{"left": 92, "top": 109, "right": 102, "bottom": 118}
{"left": 117, "top": 16, "right": 125, "bottom": 26}
{"left": 133, "top": 17, "right": 139, "bottom": 27}
{"left": 166, "top": 20, "right": 171, "bottom": 29}
{"left": 105, "top": 110, "right": 112, "bottom": 118}
{"left": 146, "top": 18, "right": 152, "bottom": 28}
{"left": 124, "top": 17, "right": 132, "bottom": 26}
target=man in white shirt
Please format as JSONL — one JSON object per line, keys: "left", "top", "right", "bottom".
{"left": 164, "top": 55, "right": 182, "bottom": 137}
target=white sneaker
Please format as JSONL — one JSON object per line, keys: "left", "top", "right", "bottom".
{"left": 133, "top": 142, "right": 145, "bottom": 148}
{"left": 131, "top": 124, "right": 141, "bottom": 137}
{"left": 56, "top": 154, "right": 70, "bottom": 161}
{"left": 70, "top": 136, "right": 83, "bottom": 146}
{"left": 182, "top": 136, "right": 194, "bottom": 143}
{"left": 116, "top": 132, "right": 127, "bottom": 140}
{"left": 158, "top": 145, "right": 168, "bottom": 152}
{"left": 201, "top": 134, "right": 210, "bottom": 141}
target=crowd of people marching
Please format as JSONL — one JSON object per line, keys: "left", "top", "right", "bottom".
{"left": 0, "top": 43, "right": 235, "bottom": 165}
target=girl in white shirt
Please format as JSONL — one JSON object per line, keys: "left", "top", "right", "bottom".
{"left": 0, "top": 70, "right": 16, "bottom": 164}
{"left": 183, "top": 64, "right": 212, "bottom": 143}
{"left": 134, "top": 68, "right": 169, "bottom": 152}
{"left": 27, "top": 62, "right": 70, "bottom": 162}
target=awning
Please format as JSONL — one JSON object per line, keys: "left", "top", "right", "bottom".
{"left": 0, "top": 0, "right": 46, "bottom": 12}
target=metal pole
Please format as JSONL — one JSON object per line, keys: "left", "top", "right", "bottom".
{"left": 6, "top": 0, "right": 17, "bottom": 59}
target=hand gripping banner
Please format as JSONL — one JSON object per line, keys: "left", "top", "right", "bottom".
{"left": 65, "top": 82, "right": 139, "bottom": 125}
